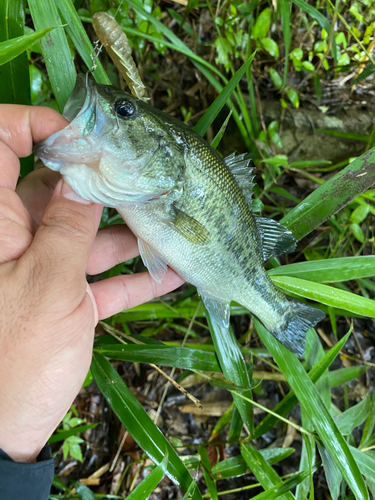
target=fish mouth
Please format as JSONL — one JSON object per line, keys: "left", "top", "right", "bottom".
{"left": 34, "top": 74, "right": 101, "bottom": 169}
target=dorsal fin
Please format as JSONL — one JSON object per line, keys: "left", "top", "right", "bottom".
{"left": 224, "top": 153, "right": 255, "bottom": 206}
{"left": 253, "top": 214, "right": 297, "bottom": 261}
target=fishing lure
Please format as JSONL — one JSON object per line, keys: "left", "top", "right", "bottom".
{"left": 92, "top": 11, "right": 148, "bottom": 101}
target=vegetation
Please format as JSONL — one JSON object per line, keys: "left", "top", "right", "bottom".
{"left": 1, "top": 0, "right": 375, "bottom": 498}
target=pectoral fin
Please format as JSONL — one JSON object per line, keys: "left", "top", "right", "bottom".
{"left": 138, "top": 238, "right": 168, "bottom": 284}
{"left": 200, "top": 293, "right": 230, "bottom": 329}
{"left": 168, "top": 206, "right": 210, "bottom": 245}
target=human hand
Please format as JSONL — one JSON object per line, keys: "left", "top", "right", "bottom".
{"left": 0, "top": 105, "right": 184, "bottom": 463}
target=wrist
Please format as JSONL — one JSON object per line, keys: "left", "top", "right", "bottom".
{"left": 0, "top": 435, "right": 46, "bottom": 463}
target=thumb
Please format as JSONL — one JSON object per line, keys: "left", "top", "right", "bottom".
{"left": 27, "top": 179, "right": 102, "bottom": 286}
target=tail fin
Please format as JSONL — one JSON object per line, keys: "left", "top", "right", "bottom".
{"left": 272, "top": 301, "right": 326, "bottom": 356}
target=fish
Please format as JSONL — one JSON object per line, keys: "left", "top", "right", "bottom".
{"left": 34, "top": 74, "right": 325, "bottom": 355}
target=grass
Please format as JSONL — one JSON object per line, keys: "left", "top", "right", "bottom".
{"left": 1, "top": 0, "right": 375, "bottom": 498}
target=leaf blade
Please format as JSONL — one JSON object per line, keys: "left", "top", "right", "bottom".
{"left": 95, "top": 344, "right": 221, "bottom": 372}
{"left": 270, "top": 275, "right": 375, "bottom": 317}
{"left": 55, "top": 0, "right": 110, "bottom": 85}
{"left": 240, "top": 443, "right": 295, "bottom": 500}
{"left": 193, "top": 54, "right": 255, "bottom": 137}
{"left": 29, "top": 0, "right": 76, "bottom": 112}
{"left": 281, "top": 148, "right": 375, "bottom": 240}
{"left": 91, "top": 352, "right": 202, "bottom": 500}
{"left": 268, "top": 256, "right": 375, "bottom": 283}
{"left": 254, "top": 319, "right": 369, "bottom": 500}
{"left": 0, "top": 28, "right": 55, "bottom": 65}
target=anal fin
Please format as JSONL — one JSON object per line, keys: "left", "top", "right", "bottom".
{"left": 138, "top": 238, "right": 168, "bottom": 284}
{"left": 253, "top": 214, "right": 296, "bottom": 261}
{"left": 200, "top": 292, "right": 230, "bottom": 329}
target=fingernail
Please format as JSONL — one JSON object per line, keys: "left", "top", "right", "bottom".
{"left": 60, "top": 180, "right": 91, "bottom": 205}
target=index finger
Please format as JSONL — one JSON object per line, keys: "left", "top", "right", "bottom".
{"left": 0, "top": 104, "right": 68, "bottom": 190}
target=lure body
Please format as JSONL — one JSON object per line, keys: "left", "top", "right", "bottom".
{"left": 92, "top": 12, "right": 147, "bottom": 100}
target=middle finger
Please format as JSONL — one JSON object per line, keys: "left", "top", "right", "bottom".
{"left": 87, "top": 224, "right": 139, "bottom": 275}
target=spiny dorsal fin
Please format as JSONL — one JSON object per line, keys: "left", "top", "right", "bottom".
{"left": 253, "top": 214, "right": 297, "bottom": 261}
{"left": 224, "top": 153, "right": 255, "bottom": 206}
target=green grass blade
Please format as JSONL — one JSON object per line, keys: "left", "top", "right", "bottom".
{"left": 335, "top": 393, "right": 371, "bottom": 436}
{"left": 55, "top": 0, "right": 110, "bottom": 85}
{"left": 240, "top": 443, "right": 295, "bottom": 500}
{"left": 193, "top": 60, "right": 252, "bottom": 150}
{"left": 205, "top": 309, "right": 254, "bottom": 434}
{"left": 251, "top": 463, "right": 321, "bottom": 500}
{"left": 360, "top": 390, "right": 375, "bottom": 449}
{"left": 305, "top": 328, "right": 330, "bottom": 406}
{"left": 212, "top": 402, "right": 234, "bottom": 437}
{"left": 270, "top": 275, "right": 375, "bottom": 317}
{"left": 348, "top": 446, "right": 375, "bottom": 480}
{"left": 212, "top": 448, "right": 295, "bottom": 480}
{"left": 0, "top": 0, "right": 30, "bottom": 105}
{"left": 289, "top": 159, "right": 332, "bottom": 168}
{"left": 352, "top": 62, "right": 375, "bottom": 84}
{"left": 279, "top": 0, "right": 291, "bottom": 88}
{"left": 193, "top": 54, "right": 255, "bottom": 137}
{"left": 254, "top": 319, "right": 369, "bottom": 500}
{"left": 91, "top": 352, "right": 202, "bottom": 500}
{"left": 29, "top": 0, "right": 76, "bottom": 112}
{"left": 210, "top": 109, "right": 233, "bottom": 150}
{"left": 126, "top": 453, "right": 168, "bottom": 500}
{"left": 228, "top": 406, "right": 243, "bottom": 442}
{"left": 317, "top": 444, "right": 342, "bottom": 500}
{"left": 247, "top": 67, "right": 259, "bottom": 137}
{"left": 268, "top": 256, "right": 375, "bottom": 283}
{"left": 295, "top": 408, "right": 316, "bottom": 500}
{"left": 198, "top": 446, "right": 218, "bottom": 500}
{"left": 316, "top": 128, "right": 370, "bottom": 142}
{"left": 181, "top": 480, "right": 197, "bottom": 500}
{"left": 281, "top": 147, "right": 375, "bottom": 240}
{"left": 254, "top": 330, "right": 351, "bottom": 438}
{"left": 0, "top": 27, "right": 54, "bottom": 65}
{"left": 292, "top": 0, "right": 337, "bottom": 63}
{"left": 113, "top": 300, "right": 249, "bottom": 324}
{"left": 0, "top": 0, "right": 33, "bottom": 176}
{"left": 329, "top": 365, "right": 369, "bottom": 388}
{"left": 94, "top": 344, "right": 221, "bottom": 372}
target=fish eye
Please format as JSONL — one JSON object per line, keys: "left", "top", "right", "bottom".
{"left": 114, "top": 99, "right": 135, "bottom": 119}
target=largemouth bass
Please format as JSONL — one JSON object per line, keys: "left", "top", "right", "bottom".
{"left": 35, "top": 75, "right": 325, "bottom": 355}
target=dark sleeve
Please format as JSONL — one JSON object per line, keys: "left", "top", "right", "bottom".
{"left": 0, "top": 445, "right": 54, "bottom": 500}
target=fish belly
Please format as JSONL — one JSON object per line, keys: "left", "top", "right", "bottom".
{"left": 118, "top": 204, "right": 287, "bottom": 331}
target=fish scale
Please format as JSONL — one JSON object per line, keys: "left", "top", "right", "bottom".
{"left": 34, "top": 74, "right": 325, "bottom": 356}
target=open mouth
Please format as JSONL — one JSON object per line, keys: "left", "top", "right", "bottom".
{"left": 33, "top": 74, "right": 100, "bottom": 168}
